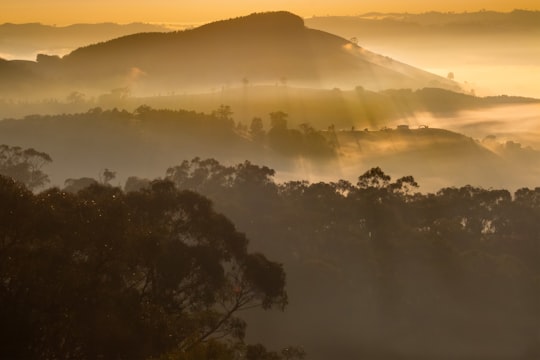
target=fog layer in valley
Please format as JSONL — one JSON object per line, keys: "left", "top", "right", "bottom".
{"left": 1, "top": 99, "right": 539, "bottom": 192}
{"left": 306, "top": 10, "right": 540, "bottom": 98}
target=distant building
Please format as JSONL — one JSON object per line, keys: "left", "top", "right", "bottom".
{"left": 397, "top": 125, "right": 409, "bottom": 130}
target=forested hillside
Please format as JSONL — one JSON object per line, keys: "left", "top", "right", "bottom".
{"left": 1, "top": 153, "right": 539, "bottom": 359}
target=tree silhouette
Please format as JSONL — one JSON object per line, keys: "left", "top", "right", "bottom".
{"left": 63, "top": 177, "right": 98, "bottom": 193}
{"left": 0, "top": 177, "right": 287, "bottom": 359}
{"left": 160, "top": 159, "right": 540, "bottom": 359}
{"left": 212, "top": 104, "right": 234, "bottom": 125}
{"left": 0, "top": 144, "right": 52, "bottom": 190}
{"left": 100, "top": 168, "right": 116, "bottom": 185}
{"left": 269, "top": 111, "right": 288, "bottom": 130}
{"left": 357, "top": 166, "right": 391, "bottom": 189}
{"left": 250, "top": 117, "right": 265, "bottom": 140}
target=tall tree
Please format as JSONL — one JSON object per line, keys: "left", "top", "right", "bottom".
{"left": 0, "top": 144, "right": 52, "bottom": 190}
{"left": 0, "top": 177, "right": 287, "bottom": 359}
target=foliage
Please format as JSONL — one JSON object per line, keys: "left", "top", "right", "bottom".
{"left": 163, "top": 158, "right": 540, "bottom": 359}
{"left": 0, "top": 177, "right": 287, "bottom": 359}
{"left": 0, "top": 144, "right": 52, "bottom": 190}
{"left": 3, "top": 150, "right": 540, "bottom": 358}
{"left": 64, "top": 177, "right": 99, "bottom": 193}
{"left": 249, "top": 117, "right": 265, "bottom": 141}
{"left": 266, "top": 112, "right": 336, "bottom": 157}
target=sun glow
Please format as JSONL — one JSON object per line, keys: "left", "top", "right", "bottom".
{"left": 1, "top": 0, "right": 539, "bottom": 24}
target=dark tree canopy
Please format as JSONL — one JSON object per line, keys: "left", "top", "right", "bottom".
{"left": 0, "top": 176, "right": 287, "bottom": 359}
{"left": 159, "top": 158, "right": 540, "bottom": 359}
{"left": 2, "top": 152, "right": 540, "bottom": 359}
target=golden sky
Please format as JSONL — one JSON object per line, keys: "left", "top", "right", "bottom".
{"left": 2, "top": 0, "right": 539, "bottom": 24}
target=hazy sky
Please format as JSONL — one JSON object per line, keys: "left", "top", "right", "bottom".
{"left": 2, "top": 0, "right": 539, "bottom": 24}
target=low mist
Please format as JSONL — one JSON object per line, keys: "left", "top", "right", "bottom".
{"left": 1, "top": 99, "right": 539, "bottom": 192}
{"left": 306, "top": 11, "right": 540, "bottom": 99}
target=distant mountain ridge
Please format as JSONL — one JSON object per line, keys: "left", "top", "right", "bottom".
{"left": 0, "top": 22, "right": 170, "bottom": 60}
{"left": 304, "top": 9, "right": 540, "bottom": 98}
{"left": 306, "top": 9, "right": 540, "bottom": 34}
{"left": 0, "top": 11, "right": 461, "bottom": 98}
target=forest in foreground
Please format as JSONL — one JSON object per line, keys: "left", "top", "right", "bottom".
{"left": 1, "top": 147, "right": 539, "bottom": 359}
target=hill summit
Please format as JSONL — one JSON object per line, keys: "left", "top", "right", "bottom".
{"left": 1, "top": 11, "right": 461, "bottom": 97}
{"left": 194, "top": 11, "right": 306, "bottom": 32}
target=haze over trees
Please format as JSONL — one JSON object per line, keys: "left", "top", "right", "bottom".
{"left": 1, "top": 97, "right": 539, "bottom": 191}
{"left": 1, "top": 155, "right": 539, "bottom": 359}
{"left": 145, "top": 158, "right": 540, "bottom": 359}
{"left": 1, "top": 8, "right": 539, "bottom": 360}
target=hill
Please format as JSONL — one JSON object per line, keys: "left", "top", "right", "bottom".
{"left": 1, "top": 84, "right": 537, "bottom": 127}
{"left": 305, "top": 10, "right": 540, "bottom": 98}
{"left": 2, "top": 105, "right": 538, "bottom": 191}
{"left": 0, "top": 12, "right": 460, "bottom": 98}
{"left": 306, "top": 10, "right": 540, "bottom": 37}
{"left": 0, "top": 22, "right": 170, "bottom": 60}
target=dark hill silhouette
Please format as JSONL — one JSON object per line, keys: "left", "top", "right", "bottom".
{"left": 0, "top": 12, "right": 461, "bottom": 97}
{"left": 0, "top": 59, "right": 46, "bottom": 92}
